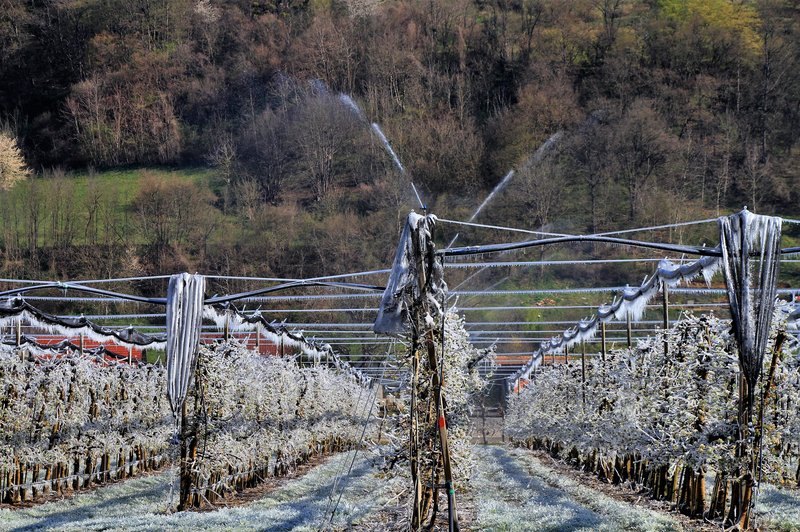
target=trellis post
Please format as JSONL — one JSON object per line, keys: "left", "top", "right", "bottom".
{"left": 626, "top": 313, "right": 632, "bottom": 348}
{"left": 600, "top": 322, "right": 607, "bottom": 363}
{"left": 581, "top": 340, "right": 586, "bottom": 406}
{"left": 662, "top": 284, "right": 669, "bottom": 356}
{"left": 410, "top": 222, "right": 458, "bottom": 532}
{"left": 374, "top": 213, "right": 458, "bottom": 531}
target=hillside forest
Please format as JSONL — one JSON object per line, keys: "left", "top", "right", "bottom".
{"left": 1, "top": 0, "right": 800, "bottom": 285}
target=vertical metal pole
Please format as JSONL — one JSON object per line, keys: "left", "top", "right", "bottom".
{"left": 223, "top": 315, "right": 230, "bottom": 342}
{"left": 662, "top": 284, "right": 670, "bottom": 356}
{"left": 626, "top": 313, "right": 632, "bottom": 348}
{"left": 127, "top": 345, "right": 133, "bottom": 364}
{"left": 79, "top": 333, "right": 84, "bottom": 355}
{"left": 255, "top": 328, "right": 260, "bottom": 353}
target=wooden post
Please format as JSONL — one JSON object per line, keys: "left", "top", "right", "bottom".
{"left": 626, "top": 313, "right": 632, "bottom": 348}
{"left": 255, "top": 328, "right": 261, "bottom": 353}
{"left": 662, "top": 285, "right": 669, "bottom": 356}
{"left": 601, "top": 322, "right": 607, "bottom": 363}
{"left": 15, "top": 319, "right": 21, "bottom": 347}
{"left": 179, "top": 358, "right": 201, "bottom": 511}
{"left": 581, "top": 340, "right": 586, "bottom": 406}
{"left": 127, "top": 345, "right": 133, "bottom": 364}
{"left": 79, "top": 333, "right": 84, "bottom": 355}
{"left": 223, "top": 316, "right": 230, "bottom": 342}
{"left": 409, "top": 225, "right": 458, "bottom": 531}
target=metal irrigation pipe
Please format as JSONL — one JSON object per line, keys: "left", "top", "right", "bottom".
{"left": 440, "top": 235, "right": 721, "bottom": 257}
{"left": 205, "top": 280, "right": 385, "bottom": 304}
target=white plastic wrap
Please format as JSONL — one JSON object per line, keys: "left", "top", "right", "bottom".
{"left": 374, "top": 212, "right": 446, "bottom": 335}
{"left": 166, "top": 273, "right": 206, "bottom": 417}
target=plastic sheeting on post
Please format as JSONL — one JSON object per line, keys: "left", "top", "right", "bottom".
{"left": 718, "top": 209, "right": 782, "bottom": 394}
{"left": 374, "top": 212, "right": 446, "bottom": 335}
{"left": 166, "top": 273, "right": 206, "bottom": 418}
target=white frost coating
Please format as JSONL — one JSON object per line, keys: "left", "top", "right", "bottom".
{"left": 471, "top": 446, "right": 685, "bottom": 531}
{"left": 505, "top": 312, "right": 800, "bottom": 515}
{"left": 0, "top": 300, "right": 167, "bottom": 350}
{"left": 202, "top": 306, "right": 370, "bottom": 385}
{"left": 166, "top": 273, "right": 206, "bottom": 418}
{"left": 374, "top": 212, "right": 446, "bottom": 335}
{"left": 0, "top": 451, "right": 404, "bottom": 531}
{"left": 718, "top": 209, "right": 782, "bottom": 391}
{"left": 509, "top": 254, "right": 721, "bottom": 387}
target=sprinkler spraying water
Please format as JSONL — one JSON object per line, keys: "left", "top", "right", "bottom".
{"left": 447, "top": 131, "right": 564, "bottom": 248}
{"left": 338, "top": 94, "right": 365, "bottom": 121}
{"left": 334, "top": 91, "right": 424, "bottom": 209}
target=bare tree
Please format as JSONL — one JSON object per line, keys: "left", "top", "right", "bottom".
{"left": 611, "top": 100, "right": 676, "bottom": 223}
{"left": 290, "top": 94, "right": 359, "bottom": 201}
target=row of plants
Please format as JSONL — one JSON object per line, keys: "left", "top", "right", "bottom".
{"left": 505, "top": 312, "right": 800, "bottom": 527}
{"left": 0, "top": 350, "right": 170, "bottom": 503}
{"left": 0, "top": 340, "right": 376, "bottom": 509}
{"left": 177, "top": 341, "right": 376, "bottom": 509}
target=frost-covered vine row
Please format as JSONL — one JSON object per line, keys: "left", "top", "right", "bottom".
{"left": 505, "top": 312, "right": 800, "bottom": 525}
{"left": 0, "top": 349, "right": 171, "bottom": 503}
{"left": 1, "top": 340, "right": 376, "bottom": 509}
{"left": 178, "top": 341, "right": 375, "bottom": 509}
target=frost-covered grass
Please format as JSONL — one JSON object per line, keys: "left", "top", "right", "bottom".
{"left": 755, "top": 483, "right": 800, "bottom": 531}
{"left": 0, "top": 451, "right": 400, "bottom": 531}
{"left": 471, "top": 446, "right": 686, "bottom": 531}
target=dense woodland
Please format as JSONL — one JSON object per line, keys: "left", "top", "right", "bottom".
{"left": 1, "top": 0, "right": 800, "bottom": 282}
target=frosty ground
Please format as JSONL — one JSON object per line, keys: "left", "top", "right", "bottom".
{"left": 1, "top": 446, "right": 798, "bottom": 531}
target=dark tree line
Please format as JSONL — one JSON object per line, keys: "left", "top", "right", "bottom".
{"left": 1, "top": 0, "right": 799, "bottom": 281}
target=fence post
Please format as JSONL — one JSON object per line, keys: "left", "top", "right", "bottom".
{"left": 662, "top": 284, "right": 670, "bottom": 356}
{"left": 601, "top": 322, "right": 607, "bottom": 363}
{"left": 581, "top": 340, "right": 586, "bottom": 407}
{"left": 626, "top": 313, "right": 632, "bottom": 348}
